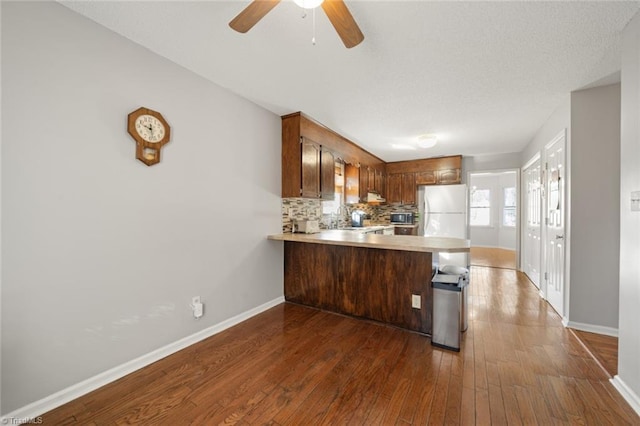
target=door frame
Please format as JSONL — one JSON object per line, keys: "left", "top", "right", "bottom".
{"left": 542, "top": 129, "right": 570, "bottom": 323}
{"left": 467, "top": 168, "right": 521, "bottom": 270}
{"left": 521, "top": 153, "right": 542, "bottom": 293}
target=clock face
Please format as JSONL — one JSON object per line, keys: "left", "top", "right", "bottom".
{"left": 134, "top": 114, "right": 166, "bottom": 143}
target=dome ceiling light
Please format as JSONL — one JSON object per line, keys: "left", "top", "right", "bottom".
{"left": 417, "top": 135, "right": 438, "bottom": 149}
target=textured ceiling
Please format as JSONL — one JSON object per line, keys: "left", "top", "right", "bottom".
{"left": 61, "top": 1, "right": 640, "bottom": 162}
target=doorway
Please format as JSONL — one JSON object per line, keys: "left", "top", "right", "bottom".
{"left": 468, "top": 170, "right": 519, "bottom": 269}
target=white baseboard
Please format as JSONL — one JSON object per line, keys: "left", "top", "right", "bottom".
{"left": 470, "top": 245, "right": 516, "bottom": 250}
{"left": 611, "top": 375, "right": 640, "bottom": 417}
{"left": 0, "top": 296, "right": 285, "bottom": 423}
{"left": 566, "top": 320, "right": 619, "bottom": 337}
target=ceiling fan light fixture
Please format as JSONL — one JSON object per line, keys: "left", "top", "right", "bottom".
{"left": 293, "top": 0, "right": 324, "bottom": 9}
{"left": 417, "top": 135, "right": 438, "bottom": 149}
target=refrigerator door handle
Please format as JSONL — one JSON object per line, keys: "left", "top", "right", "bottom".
{"left": 424, "top": 198, "right": 430, "bottom": 235}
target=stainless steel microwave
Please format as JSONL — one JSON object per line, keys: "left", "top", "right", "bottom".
{"left": 390, "top": 212, "right": 414, "bottom": 224}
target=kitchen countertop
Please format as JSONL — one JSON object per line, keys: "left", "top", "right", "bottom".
{"left": 268, "top": 231, "right": 470, "bottom": 253}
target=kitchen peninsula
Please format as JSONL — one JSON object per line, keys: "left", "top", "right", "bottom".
{"left": 268, "top": 231, "right": 470, "bottom": 335}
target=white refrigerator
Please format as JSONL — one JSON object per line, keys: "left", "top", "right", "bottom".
{"left": 418, "top": 184, "right": 469, "bottom": 269}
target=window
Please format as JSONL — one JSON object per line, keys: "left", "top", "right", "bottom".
{"left": 470, "top": 189, "right": 491, "bottom": 226}
{"left": 503, "top": 187, "right": 517, "bottom": 227}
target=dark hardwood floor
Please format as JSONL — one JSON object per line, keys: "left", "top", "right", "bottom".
{"left": 40, "top": 266, "right": 638, "bottom": 425}
{"left": 470, "top": 247, "right": 516, "bottom": 270}
{"left": 571, "top": 328, "right": 619, "bottom": 378}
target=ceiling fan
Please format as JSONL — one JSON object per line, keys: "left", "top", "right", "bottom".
{"left": 229, "top": 0, "right": 364, "bottom": 48}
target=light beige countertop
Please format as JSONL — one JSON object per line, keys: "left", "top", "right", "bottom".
{"left": 268, "top": 230, "right": 470, "bottom": 253}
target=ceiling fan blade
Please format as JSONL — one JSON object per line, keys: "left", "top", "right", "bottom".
{"left": 229, "top": 0, "right": 281, "bottom": 33}
{"left": 321, "top": 0, "right": 364, "bottom": 48}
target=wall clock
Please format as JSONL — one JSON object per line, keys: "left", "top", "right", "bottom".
{"left": 127, "top": 107, "right": 171, "bottom": 166}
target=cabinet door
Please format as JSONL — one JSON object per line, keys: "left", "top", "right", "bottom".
{"left": 415, "top": 170, "right": 437, "bottom": 185}
{"left": 401, "top": 173, "right": 416, "bottom": 204}
{"left": 344, "top": 163, "right": 360, "bottom": 204}
{"left": 395, "top": 226, "right": 417, "bottom": 236}
{"left": 387, "top": 173, "right": 402, "bottom": 203}
{"left": 359, "top": 166, "right": 369, "bottom": 202}
{"left": 375, "top": 169, "right": 384, "bottom": 194}
{"left": 437, "top": 168, "right": 461, "bottom": 184}
{"left": 368, "top": 167, "right": 376, "bottom": 192}
{"left": 301, "top": 138, "right": 320, "bottom": 198}
{"left": 320, "top": 148, "right": 336, "bottom": 201}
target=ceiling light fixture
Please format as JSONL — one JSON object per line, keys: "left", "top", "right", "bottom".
{"left": 293, "top": 0, "right": 324, "bottom": 9}
{"left": 417, "top": 135, "right": 438, "bottom": 149}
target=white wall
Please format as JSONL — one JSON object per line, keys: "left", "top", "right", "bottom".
{"left": 469, "top": 172, "right": 517, "bottom": 250}
{"left": 615, "top": 10, "right": 640, "bottom": 413}
{"left": 520, "top": 97, "right": 571, "bottom": 165}
{"left": 1, "top": 2, "right": 283, "bottom": 415}
{"left": 569, "top": 84, "right": 620, "bottom": 330}
{"left": 462, "top": 152, "right": 521, "bottom": 180}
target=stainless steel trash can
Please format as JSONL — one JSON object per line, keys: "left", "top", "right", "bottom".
{"left": 431, "top": 274, "right": 468, "bottom": 351}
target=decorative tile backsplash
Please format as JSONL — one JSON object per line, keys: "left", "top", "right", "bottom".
{"left": 281, "top": 198, "right": 322, "bottom": 233}
{"left": 282, "top": 198, "right": 418, "bottom": 232}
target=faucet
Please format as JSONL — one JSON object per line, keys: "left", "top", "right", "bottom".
{"left": 335, "top": 205, "right": 347, "bottom": 229}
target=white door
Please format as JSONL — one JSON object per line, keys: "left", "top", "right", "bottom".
{"left": 522, "top": 157, "right": 542, "bottom": 289}
{"left": 544, "top": 131, "right": 566, "bottom": 316}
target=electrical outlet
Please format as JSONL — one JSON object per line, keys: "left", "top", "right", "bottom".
{"left": 191, "top": 296, "right": 203, "bottom": 319}
{"left": 411, "top": 294, "right": 421, "bottom": 309}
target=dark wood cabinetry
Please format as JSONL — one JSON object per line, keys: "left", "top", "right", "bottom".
{"left": 387, "top": 172, "right": 416, "bottom": 204}
{"left": 344, "top": 163, "right": 360, "bottom": 204}
{"left": 394, "top": 226, "right": 418, "bottom": 236}
{"left": 375, "top": 169, "right": 385, "bottom": 196}
{"left": 299, "top": 137, "right": 334, "bottom": 200}
{"left": 284, "top": 241, "right": 432, "bottom": 334}
{"left": 359, "top": 166, "right": 370, "bottom": 202}
{"left": 402, "top": 173, "right": 416, "bottom": 204}
{"left": 389, "top": 155, "right": 463, "bottom": 187}
{"left": 415, "top": 170, "right": 436, "bottom": 185}
{"left": 300, "top": 138, "right": 320, "bottom": 198}
{"left": 282, "top": 112, "right": 386, "bottom": 201}
{"left": 437, "top": 168, "right": 461, "bottom": 184}
{"left": 283, "top": 113, "right": 462, "bottom": 203}
{"left": 320, "top": 147, "right": 335, "bottom": 200}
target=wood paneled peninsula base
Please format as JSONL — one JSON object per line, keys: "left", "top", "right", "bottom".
{"left": 268, "top": 231, "right": 470, "bottom": 335}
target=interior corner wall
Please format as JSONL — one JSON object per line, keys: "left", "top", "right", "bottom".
{"left": 617, "top": 9, "right": 640, "bottom": 407}
{"left": 520, "top": 96, "right": 571, "bottom": 166}
{"left": 1, "top": 2, "right": 283, "bottom": 414}
{"left": 569, "top": 84, "right": 621, "bottom": 330}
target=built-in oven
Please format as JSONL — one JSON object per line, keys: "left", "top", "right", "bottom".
{"left": 390, "top": 212, "right": 414, "bottom": 224}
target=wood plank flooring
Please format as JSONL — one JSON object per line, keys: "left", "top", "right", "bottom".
{"left": 39, "top": 266, "right": 639, "bottom": 425}
{"left": 470, "top": 247, "right": 516, "bottom": 270}
{"left": 571, "top": 329, "right": 619, "bottom": 378}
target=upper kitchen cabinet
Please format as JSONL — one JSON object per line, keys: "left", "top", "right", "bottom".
{"left": 387, "top": 172, "right": 416, "bottom": 204}
{"left": 389, "top": 155, "right": 463, "bottom": 186}
{"left": 299, "top": 138, "right": 335, "bottom": 200}
{"left": 282, "top": 112, "right": 386, "bottom": 201}
{"left": 300, "top": 138, "right": 321, "bottom": 198}
{"left": 345, "top": 163, "right": 360, "bottom": 204}
{"left": 320, "top": 147, "right": 336, "bottom": 200}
